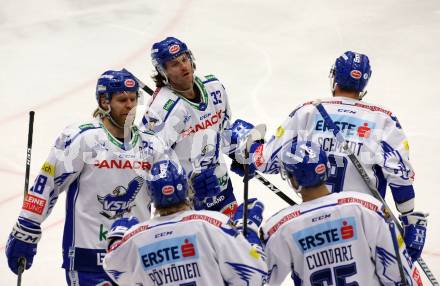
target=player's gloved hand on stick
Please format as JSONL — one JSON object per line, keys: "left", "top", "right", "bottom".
{"left": 234, "top": 198, "right": 264, "bottom": 245}
{"left": 5, "top": 218, "right": 41, "bottom": 275}
{"left": 399, "top": 211, "right": 428, "bottom": 261}
{"left": 107, "top": 216, "right": 139, "bottom": 250}
{"left": 191, "top": 168, "right": 221, "bottom": 210}
{"left": 224, "top": 119, "right": 262, "bottom": 179}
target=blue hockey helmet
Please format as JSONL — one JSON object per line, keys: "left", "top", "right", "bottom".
{"left": 151, "top": 37, "right": 195, "bottom": 74}
{"left": 281, "top": 141, "right": 328, "bottom": 191}
{"left": 95, "top": 70, "right": 139, "bottom": 103}
{"left": 330, "top": 51, "right": 372, "bottom": 98}
{"left": 147, "top": 160, "right": 188, "bottom": 208}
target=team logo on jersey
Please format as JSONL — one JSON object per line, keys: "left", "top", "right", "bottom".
{"left": 124, "top": 79, "right": 136, "bottom": 88}
{"left": 139, "top": 235, "right": 199, "bottom": 270}
{"left": 162, "top": 185, "right": 175, "bottom": 195}
{"left": 293, "top": 217, "right": 357, "bottom": 253}
{"left": 146, "top": 116, "right": 159, "bottom": 131}
{"left": 97, "top": 176, "right": 143, "bottom": 219}
{"left": 169, "top": 44, "right": 180, "bottom": 55}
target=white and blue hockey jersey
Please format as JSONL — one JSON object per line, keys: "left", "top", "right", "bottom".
{"left": 254, "top": 97, "right": 416, "bottom": 213}
{"left": 18, "top": 119, "right": 156, "bottom": 272}
{"left": 261, "top": 191, "right": 422, "bottom": 286}
{"left": 103, "top": 209, "right": 268, "bottom": 286}
{"left": 139, "top": 75, "right": 232, "bottom": 192}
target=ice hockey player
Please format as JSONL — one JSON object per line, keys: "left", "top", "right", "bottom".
{"left": 261, "top": 140, "right": 422, "bottom": 285}
{"left": 6, "top": 70, "right": 156, "bottom": 285}
{"left": 103, "top": 160, "right": 268, "bottom": 285}
{"left": 231, "top": 51, "right": 428, "bottom": 262}
{"left": 140, "top": 36, "right": 238, "bottom": 217}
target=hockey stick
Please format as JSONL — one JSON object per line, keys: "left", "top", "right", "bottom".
{"left": 17, "top": 111, "right": 35, "bottom": 286}
{"left": 254, "top": 173, "right": 296, "bottom": 205}
{"left": 124, "top": 69, "right": 299, "bottom": 207}
{"left": 243, "top": 124, "right": 266, "bottom": 236}
{"left": 314, "top": 100, "right": 438, "bottom": 286}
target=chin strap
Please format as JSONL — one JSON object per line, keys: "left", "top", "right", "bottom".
{"left": 97, "top": 105, "right": 125, "bottom": 129}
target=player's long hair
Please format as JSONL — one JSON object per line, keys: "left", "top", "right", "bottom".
{"left": 155, "top": 200, "right": 190, "bottom": 216}
{"left": 152, "top": 72, "right": 166, "bottom": 88}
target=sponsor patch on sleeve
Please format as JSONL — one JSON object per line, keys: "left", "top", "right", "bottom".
{"left": 275, "top": 126, "right": 285, "bottom": 138}
{"left": 163, "top": 99, "right": 175, "bottom": 111}
{"left": 254, "top": 144, "right": 265, "bottom": 168}
{"left": 412, "top": 267, "right": 423, "bottom": 286}
{"left": 403, "top": 140, "right": 410, "bottom": 151}
{"left": 22, "top": 194, "right": 47, "bottom": 215}
{"left": 41, "top": 161, "right": 55, "bottom": 177}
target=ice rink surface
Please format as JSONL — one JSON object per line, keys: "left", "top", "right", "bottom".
{"left": 1, "top": 0, "right": 439, "bottom": 284}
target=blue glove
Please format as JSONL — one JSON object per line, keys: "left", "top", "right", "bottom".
{"left": 224, "top": 119, "right": 255, "bottom": 148}
{"left": 191, "top": 168, "right": 221, "bottom": 210}
{"left": 107, "top": 216, "right": 139, "bottom": 250}
{"left": 225, "top": 119, "right": 264, "bottom": 179}
{"left": 234, "top": 198, "right": 264, "bottom": 245}
{"left": 399, "top": 211, "right": 428, "bottom": 261}
{"left": 5, "top": 218, "right": 41, "bottom": 275}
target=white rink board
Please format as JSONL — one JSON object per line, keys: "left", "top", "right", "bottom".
{"left": 1, "top": 0, "right": 439, "bottom": 285}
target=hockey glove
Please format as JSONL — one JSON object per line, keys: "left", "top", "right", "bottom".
{"left": 191, "top": 168, "right": 221, "bottom": 210}
{"left": 234, "top": 198, "right": 264, "bottom": 246}
{"left": 106, "top": 216, "right": 139, "bottom": 250}
{"left": 399, "top": 211, "right": 428, "bottom": 261}
{"left": 6, "top": 218, "right": 41, "bottom": 275}
{"left": 225, "top": 119, "right": 264, "bottom": 179}
{"left": 223, "top": 119, "right": 255, "bottom": 154}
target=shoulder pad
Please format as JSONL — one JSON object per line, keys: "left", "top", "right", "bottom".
{"left": 262, "top": 205, "right": 301, "bottom": 240}
{"left": 78, "top": 122, "right": 100, "bottom": 131}
{"left": 148, "top": 89, "right": 180, "bottom": 118}
{"left": 182, "top": 210, "right": 230, "bottom": 226}
{"left": 55, "top": 121, "right": 101, "bottom": 149}
{"left": 335, "top": 191, "right": 383, "bottom": 213}
{"left": 202, "top": 74, "right": 219, "bottom": 84}
{"left": 289, "top": 101, "right": 314, "bottom": 118}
